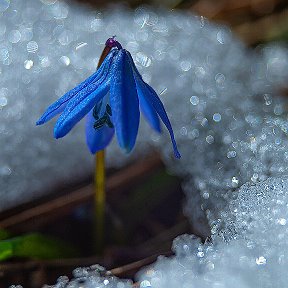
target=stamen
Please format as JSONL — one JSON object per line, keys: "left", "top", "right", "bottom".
{"left": 93, "top": 103, "right": 114, "bottom": 130}
{"left": 93, "top": 102, "right": 102, "bottom": 120}
{"left": 106, "top": 104, "right": 112, "bottom": 116}
{"left": 94, "top": 117, "right": 106, "bottom": 129}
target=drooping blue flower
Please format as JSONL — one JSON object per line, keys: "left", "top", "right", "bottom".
{"left": 37, "top": 38, "right": 181, "bottom": 158}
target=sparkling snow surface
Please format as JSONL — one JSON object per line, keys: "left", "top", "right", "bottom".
{"left": 3, "top": 0, "right": 288, "bottom": 287}
{"left": 42, "top": 265, "right": 133, "bottom": 288}
{"left": 138, "top": 178, "right": 288, "bottom": 288}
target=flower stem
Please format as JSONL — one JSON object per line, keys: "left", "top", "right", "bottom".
{"left": 93, "top": 43, "right": 112, "bottom": 255}
{"left": 94, "top": 150, "right": 105, "bottom": 254}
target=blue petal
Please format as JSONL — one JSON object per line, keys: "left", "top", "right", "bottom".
{"left": 139, "top": 83, "right": 181, "bottom": 158}
{"left": 137, "top": 84, "right": 161, "bottom": 133}
{"left": 109, "top": 49, "right": 140, "bottom": 153}
{"left": 54, "top": 55, "right": 115, "bottom": 138}
{"left": 36, "top": 49, "right": 117, "bottom": 125}
{"left": 36, "top": 101, "right": 66, "bottom": 125}
{"left": 124, "top": 54, "right": 161, "bottom": 133}
{"left": 85, "top": 108, "right": 114, "bottom": 154}
{"left": 127, "top": 52, "right": 181, "bottom": 158}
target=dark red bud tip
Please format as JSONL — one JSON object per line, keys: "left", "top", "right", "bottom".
{"left": 105, "top": 37, "right": 122, "bottom": 49}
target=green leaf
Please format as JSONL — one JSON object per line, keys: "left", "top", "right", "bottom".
{"left": 0, "top": 241, "right": 13, "bottom": 260}
{"left": 0, "top": 229, "right": 10, "bottom": 240}
{"left": 0, "top": 233, "right": 78, "bottom": 261}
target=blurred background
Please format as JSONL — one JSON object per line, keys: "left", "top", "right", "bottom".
{"left": 73, "top": 0, "right": 288, "bottom": 45}
{"left": 1, "top": 0, "right": 288, "bottom": 287}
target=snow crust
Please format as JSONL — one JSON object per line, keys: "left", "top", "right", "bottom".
{"left": 139, "top": 177, "right": 288, "bottom": 288}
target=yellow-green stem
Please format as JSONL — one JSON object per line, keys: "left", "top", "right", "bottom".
{"left": 93, "top": 44, "right": 112, "bottom": 255}
{"left": 94, "top": 150, "right": 105, "bottom": 254}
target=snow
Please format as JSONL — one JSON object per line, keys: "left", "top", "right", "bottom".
{"left": 2, "top": 0, "right": 288, "bottom": 287}
{"left": 138, "top": 177, "right": 288, "bottom": 288}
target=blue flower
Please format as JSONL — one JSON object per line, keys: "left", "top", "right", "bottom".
{"left": 37, "top": 38, "right": 181, "bottom": 158}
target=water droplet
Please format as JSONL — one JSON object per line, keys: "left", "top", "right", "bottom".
{"left": 27, "top": 41, "right": 38, "bottom": 53}
{"left": 59, "top": 55, "right": 70, "bottom": 66}
{"left": 227, "top": 151, "right": 236, "bottom": 158}
{"left": 24, "top": 60, "right": 33, "bottom": 69}
{"left": 140, "top": 280, "right": 151, "bottom": 288}
{"left": 202, "top": 191, "right": 209, "bottom": 199}
{"left": 206, "top": 135, "right": 214, "bottom": 144}
{"left": 180, "top": 127, "right": 187, "bottom": 136}
{"left": 201, "top": 118, "right": 208, "bottom": 127}
{"left": 231, "top": 176, "right": 239, "bottom": 188}
{"left": 75, "top": 42, "right": 88, "bottom": 50}
{"left": 136, "top": 52, "right": 152, "bottom": 67}
{"left": 180, "top": 60, "right": 191, "bottom": 71}
{"left": 256, "top": 256, "right": 266, "bottom": 265}
{"left": 8, "top": 30, "right": 21, "bottom": 43}
{"left": 251, "top": 173, "right": 259, "bottom": 183}
{"left": 215, "top": 73, "right": 225, "bottom": 85}
{"left": 197, "top": 251, "right": 204, "bottom": 258}
{"left": 0, "top": 96, "right": 7, "bottom": 107}
{"left": 277, "top": 218, "right": 287, "bottom": 226}
{"left": 213, "top": 113, "right": 221, "bottom": 122}
{"left": 190, "top": 95, "right": 199, "bottom": 105}
{"left": 264, "top": 93, "right": 272, "bottom": 105}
